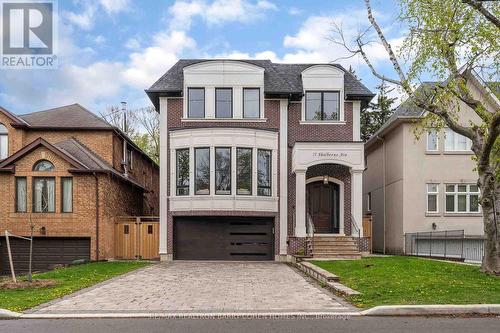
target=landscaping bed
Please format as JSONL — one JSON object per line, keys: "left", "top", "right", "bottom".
{"left": 0, "top": 261, "right": 150, "bottom": 312}
{"left": 312, "top": 256, "right": 500, "bottom": 309}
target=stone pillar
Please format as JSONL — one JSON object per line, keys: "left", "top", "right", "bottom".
{"left": 350, "top": 169, "right": 364, "bottom": 236}
{"left": 159, "top": 97, "right": 171, "bottom": 261}
{"left": 295, "top": 169, "right": 307, "bottom": 237}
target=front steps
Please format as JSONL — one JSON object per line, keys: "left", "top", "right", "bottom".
{"left": 308, "top": 236, "right": 361, "bottom": 259}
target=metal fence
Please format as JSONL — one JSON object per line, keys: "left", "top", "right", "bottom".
{"left": 404, "top": 230, "right": 484, "bottom": 263}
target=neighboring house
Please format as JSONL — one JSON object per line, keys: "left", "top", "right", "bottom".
{"left": 146, "top": 59, "right": 374, "bottom": 261}
{"left": 0, "top": 104, "right": 159, "bottom": 273}
{"left": 363, "top": 73, "right": 499, "bottom": 255}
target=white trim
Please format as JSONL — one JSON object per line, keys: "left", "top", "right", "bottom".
{"left": 299, "top": 121, "right": 346, "bottom": 125}
{"left": 159, "top": 97, "right": 169, "bottom": 257}
{"left": 292, "top": 142, "right": 365, "bottom": 171}
{"left": 301, "top": 91, "right": 345, "bottom": 122}
{"left": 350, "top": 169, "right": 364, "bottom": 236}
{"left": 352, "top": 101, "right": 361, "bottom": 141}
{"left": 295, "top": 169, "right": 307, "bottom": 237}
{"left": 279, "top": 99, "right": 288, "bottom": 255}
{"left": 181, "top": 118, "right": 268, "bottom": 123}
{"left": 426, "top": 130, "right": 439, "bottom": 152}
{"left": 426, "top": 183, "right": 439, "bottom": 213}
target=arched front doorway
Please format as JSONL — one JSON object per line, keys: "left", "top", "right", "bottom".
{"left": 306, "top": 179, "right": 341, "bottom": 234}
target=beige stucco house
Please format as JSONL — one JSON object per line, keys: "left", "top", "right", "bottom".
{"left": 363, "top": 73, "right": 499, "bottom": 255}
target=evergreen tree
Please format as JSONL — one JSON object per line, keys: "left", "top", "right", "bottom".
{"left": 361, "top": 80, "right": 397, "bottom": 141}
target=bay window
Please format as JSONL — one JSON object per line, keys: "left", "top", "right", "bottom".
{"left": 305, "top": 91, "right": 340, "bottom": 121}
{"left": 194, "top": 147, "right": 210, "bottom": 195}
{"left": 445, "top": 184, "right": 480, "bottom": 213}
{"left": 257, "top": 149, "right": 272, "bottom": 196}
{"left": 236, "top": 148, "right": 252, "bottom": 195}
{"left": 215, "top": 147, "right": 231, "bottom": 195}
{"left": 33, "top": 177, "right": 55, "bottom": 213}
{"left": 426, "top": 183, "right": 439, "bottom": 213}
{"left": 176, "top": 149, "right": 190, "bottom": 195}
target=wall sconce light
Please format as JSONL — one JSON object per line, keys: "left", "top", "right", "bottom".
{"left": 40, "top": 226, "right": 46, "bottom": 235}
{"left": 432, "top": 222, "right": 437, "bottom": 230}
{"left": 323, "top": 175, "right": 329, "bottom": 184}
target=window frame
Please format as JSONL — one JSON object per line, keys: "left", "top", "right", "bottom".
{"left": 367, "top": 192, "right": 372, "bottom": 212}
{"left": 426, "top": 183, "right": 439, "bottom": 213}
{"left": 15, "top": 176, "right": 27, "bottom": 213}
{"left": 194, "top": 147, "right": 210, "bottom": 195}
{"left": 243, "top": 87, "right": 261, "bottom": 118}
{"left": 215, "top": 87, "right": 233, "bottom": 118}
{"left": 444, "top": 128, "right": 472, "bottom": 152}
{"left": 32, "top": 176, "right": 56, "bottom": 213}
{"left": 445, "top": 184, "right": 481, "bottom": 213}
{"left": 305, "top": 90, "right": 341, "bottom": 121}
{"left": 127, "top": 147, "right": 133, "bottom": 170}
{"left": 236, "top": 147, "right": 253, "bottom": 196}
{"left": 215, "top": 147, "right": 232, "bottom": 195}
{"left": 176, "top": 148, "right": 190, "bottom": 196}
{"left": 61, "top": 177, "right": 73, "bottom": 213}
{"left": 426, "top": 130, "right": 439, "bottom": 152}
{"left": 0, "top": 123, "right": 8, "bottom": 160}
{"left": 257, "top": 149, "right": 272, "bottom": 197}
{"left": 33, "top": 159, "right": 55, "bottom": 172}
{"left": 187, "top": 87, "right": 205, "bottom": 118}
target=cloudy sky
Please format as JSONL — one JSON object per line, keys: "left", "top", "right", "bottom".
{"left": 0, "top": 0, "right": 407, "bottom": 115}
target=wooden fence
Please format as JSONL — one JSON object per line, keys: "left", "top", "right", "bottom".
{"left": 363, "top": 216, "right": 373, "bottom": 253}
{"left": 114, "top": 217, "right": 159, "bottom": 260}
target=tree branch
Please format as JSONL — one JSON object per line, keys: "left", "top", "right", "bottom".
{"left": 355, "top": 39, "right": 403, "bottom": 86}
{"left": 480, "top": 112, "right": 500, "bottom": 169}
{"left": 463, "top": 0, "right": 500, "bottom": 29}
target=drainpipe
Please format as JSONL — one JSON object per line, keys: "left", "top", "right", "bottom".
{"left": 376, "top": 135, "right": 386, "bottom": 254}
{"left": 94, "top": 172, "right": 100, "bottom": 260}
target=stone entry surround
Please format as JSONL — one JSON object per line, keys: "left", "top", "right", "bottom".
{"left": 29, "top": 262, "right": 354, "bottom": 314}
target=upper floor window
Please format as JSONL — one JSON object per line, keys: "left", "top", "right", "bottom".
{"left": 236, "top": 148, "right": 252, "bottom": 195}
{"left": 257, "top": 149, "right": 272, "bottom": 196}
{"left": 188, "top": 88, "right": 205, "bottom": 118}
{"left": 0, "top": 123, "right": 8, "bottom": 160}
{"left": 445, "top": 184, "right": 480, "bottom": 213}
{"left": 33, "top": 160, "right": 55, "bottom": 171}
{"left": 445, "top": 128, "right": 472, "bottom": 151}
{"left": 15, "top": 177, "right": 27, "bottom": 212}
{"left": 33, "top": 177, "right": 55, "bottom": 213}
{"left": 215, "top": 147, "right": 231, "bottom": 195}
{"left": 215, "top": 88, "right": 232, "bottom": 118}
{"left": 243, "top": 88, "right": 260, "bottom": 118}
{"left": 194, "top": 147, "right": 210, "bottom": 195}
{"left": 426, "top": 183, "right": 439, "bottom": 213}
{"left": 61, "top": 177, "right": 73, "bottom": 213}
{"left": 176, "top": 149, "right": 190, "bottom": 196}
{"left": 426, "top": 130, "right": 438, "bottom": 151}
{"left": 127, "top": 147, "right": 133, "bottom": 170}
{"left": 305, "top": 91, "right": 340, "bottom": 121}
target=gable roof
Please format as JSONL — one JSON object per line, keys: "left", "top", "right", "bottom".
{"left": 18, "top": 103, "right": 113, "bottom": 129}
{"left": 0, "top": 106, "right": 29, "bottom": 127}
{"left": 146, "top": 59, "right": 374, "bottom": 108}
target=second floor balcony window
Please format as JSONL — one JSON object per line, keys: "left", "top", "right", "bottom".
{"left": 305, "top": 91, "right": 340, "bottom": 121}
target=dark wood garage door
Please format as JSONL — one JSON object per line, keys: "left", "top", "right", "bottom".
{"left": 0, "top": 237, "right": 90, "bottom": 275}
{"left": 174, "top": 217, "right": 274, "bottom": 261}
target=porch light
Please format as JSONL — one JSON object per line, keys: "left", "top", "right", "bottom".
{"left": 323, "top": 175, "right": 329, "bottom": 184}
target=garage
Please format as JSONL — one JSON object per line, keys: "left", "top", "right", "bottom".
{"left": 174, "top": 217, "right": 274, "bottom": 261}
{"left": 0, "top": 237, "right": 91, "bottom": 275}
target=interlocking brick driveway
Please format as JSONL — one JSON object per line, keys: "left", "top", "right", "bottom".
{"left": 31, "top": 262, "right": 353, "bottom": 314}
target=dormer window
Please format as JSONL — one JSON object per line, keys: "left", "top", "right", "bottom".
{"left": 215, "top": 88, "right": 232, "bottom": 118}
{"left": 0, "top": 123, "right": 8, "bottom": 160}
{"left": 305, "top": 91, "right": 340, "bottom": 121}
{"left": 188, "top": 88, "right": 205, "bottom": 118}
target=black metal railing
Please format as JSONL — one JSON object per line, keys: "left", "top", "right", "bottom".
{"left": 350, "top": 214, "right": 361, "bottom": 252}
{"left": 305, "top": 213, "right": 315, "bottom": 257}
{"left": 404, "top": 230, "right": 484, "bottom": 262}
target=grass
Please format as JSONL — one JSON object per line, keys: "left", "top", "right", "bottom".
{"left": 312, "top": 256, "right": 500, "bottom": 309}
{"left": 0, "top": 261, "right": 150, "bottom": 312}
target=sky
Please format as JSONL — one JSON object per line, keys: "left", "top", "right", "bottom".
{"left": 0, "top": 0, "right": 408, "bottom": 115}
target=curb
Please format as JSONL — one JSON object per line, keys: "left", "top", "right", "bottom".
{"left": 361, "top": 304, "right": 500, "bottom": 316}
{"left": 0, "top": 309, "right": 22, "bottom": 319}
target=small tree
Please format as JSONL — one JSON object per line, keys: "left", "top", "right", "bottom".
{"left": 361, "top": 80, "right": 397, "bottom": 141}
{"left": 333, "top": 0, "right": 499, "bottom": 274}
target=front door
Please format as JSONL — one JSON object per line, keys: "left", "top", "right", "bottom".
{"left": 306, "top": 181, "right": 340, "bottom": 234}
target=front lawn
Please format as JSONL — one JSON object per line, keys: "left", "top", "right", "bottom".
{"left": 312, "top": 256, "right": 500, "bottom": 308}
{"left": 0, "top": 261, "right": 150, "bottom": 312}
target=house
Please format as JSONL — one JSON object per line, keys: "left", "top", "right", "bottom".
{"left": 363, "top": 73, "right": 499, "bottom": 255}
{"left": 146, "top": 59, "right": 374, "bottom": 261}
{"left": 0, "top": 104, "right": 159, "bottom": 273}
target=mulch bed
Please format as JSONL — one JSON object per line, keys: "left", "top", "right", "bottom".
{"left": 0, "top": 279, "right": 58, "bottom": 290}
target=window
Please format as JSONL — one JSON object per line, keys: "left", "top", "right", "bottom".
{"left": 0, "top": 123, "right": 8, "bottom": 160}
{"left": 427, "top": 130, "right": 438, "bottom": 151}
{"left": 445, "top": 184, "right": 480, "bottom": 213}
{"left": 124, "top": 225, "right": 129, "bottom": 234}
{"left": 15, "top": 177, "right": 27, "bottom": 212}
{"left": 194, "top": 147, "right": 210, "bottom": 195}
{"left": 305, "top": 91, "right": 340, "bottom": 121}
{"left": 147, "top": 225, "right": 153, "bottom": 234}
{"left": 127, "top": 147, "right": 133, "bottom": 170}
{"left": 188, "top": 88, "right": 205, "bottom": 118}
{"left": 176, "top": 149, "right": 190, "bottom": 196}
{"left": 426, "top": 184, "right": 439, "bottom": 213}
{"left": 445, "top": 128, "right": 472, "bottom": 151}
{"left": 257, "top": 149, "right": 272, "bottom": 196}
{"left": 33, "top": 177, "right": 55, "bottom": 213}
{"left": 367, "top": 192, "right": 372, "bottom": 212}
{"left": 236, "top": 148, "right": 252, "bottom": 195}
{"left": 215, "top": 88, "right": 232, "bottom": 118}
{"left": 61, "top": 177, "right": 73, "bottom": 213}
{"left": 215, "top": 147, "right": 231, "bottom": 195}
{"left": 243, "top": 88, "right": 260, "bottom": 118}
{"left": 33, "top": 160, "right": 54, "bottom": 171}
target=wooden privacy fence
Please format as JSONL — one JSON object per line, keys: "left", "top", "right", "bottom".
{"left": 362, "top": 216, "right": 373, "bottom": 253}
{"left": 115, "top": 217, "right": 159, "bottom": 260}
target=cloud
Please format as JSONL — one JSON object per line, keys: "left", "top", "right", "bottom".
{"left": 64, "top": 2, "right": 97, "bottom": 30}
{"left": 124, "top": 37, "right": 141, "bottom": 50}
{"left": 99, "top": 0, "right": 130, "bottom": 14}
{"left": 288, "top": 7, "right": 302, "bottom": 16}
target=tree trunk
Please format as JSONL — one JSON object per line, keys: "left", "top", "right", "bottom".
{"left": 479, "top": 167, "right": 500, "bottom": 275}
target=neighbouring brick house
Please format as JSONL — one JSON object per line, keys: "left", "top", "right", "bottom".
{"left": 146, "top": 59, "right": 374, "bottom": 261}
{"left": 0, "top": 104, "right": 159, "bottom": 272}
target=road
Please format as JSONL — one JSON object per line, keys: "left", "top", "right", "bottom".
{"left": 1, "top": 317, "right": 499, "bottom": 332}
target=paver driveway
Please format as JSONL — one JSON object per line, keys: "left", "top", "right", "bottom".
{"left": 31, "top": 262, "right": 353, "bottom": 314}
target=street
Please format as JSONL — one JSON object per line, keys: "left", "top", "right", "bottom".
{"left": 1, "top": 317, "right": 499, "bottom": 333}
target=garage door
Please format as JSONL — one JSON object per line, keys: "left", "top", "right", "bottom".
{"left": 0, "top": 237, "right": 90, "bottom": 275}
{"left": 174, "top": 217, "right": 274, "bottom": 261}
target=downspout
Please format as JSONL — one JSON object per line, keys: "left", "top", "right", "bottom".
{"left": 376, "top": 135, "right": 386, "bottom": 254}
{"left": 94, "top": 172, "right": 100, "bottom": 260}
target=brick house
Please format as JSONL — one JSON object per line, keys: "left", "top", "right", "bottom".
{"left": 146, "top": 59, "right": 374, "bottom": 261}
{"left": 0, "top": 104, "right": 159, "bottom": 272}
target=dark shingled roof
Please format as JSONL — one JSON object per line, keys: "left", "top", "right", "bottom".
{"left": 146, "top": 59, "right": 374, "bottom": 106}
{"left": 19, "top": 103, "right": 112, "bottom": 129}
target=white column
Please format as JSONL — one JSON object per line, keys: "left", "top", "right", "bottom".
{"left": 350, "top": 169, "right": 364, "bottom": 236}
{"left": 295, "top": 169, "right": 307, "bottom": 237}
{"left": 159, "top": 97, "right": 169, "bottom": 260}
{"left": 279, "top": 99, "right": 288, "bottom": 256}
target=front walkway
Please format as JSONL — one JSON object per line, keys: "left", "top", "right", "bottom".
{"left": 29, "top": 262, "right": 354, "bottom": 314}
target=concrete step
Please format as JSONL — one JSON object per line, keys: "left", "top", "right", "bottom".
{"left": 313, "top": 242, "right": 357, "bottom": 247}
{"left": 313, "top": 254, "right": 362, "bottom": 259}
